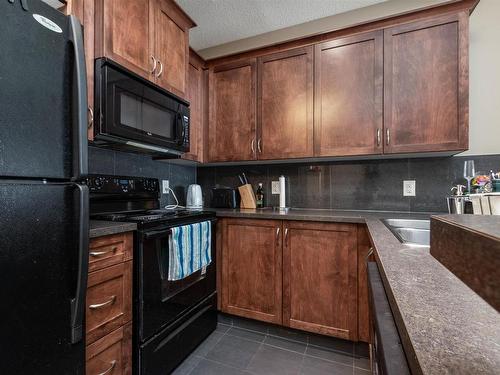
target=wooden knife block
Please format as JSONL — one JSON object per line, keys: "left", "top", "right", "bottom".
{"left": 238, "top": 184, "right": 257, "bottom": 209}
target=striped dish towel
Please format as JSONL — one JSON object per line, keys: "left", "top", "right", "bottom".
{"left": 167, "top": 220, "right": 212, "bottom": 281}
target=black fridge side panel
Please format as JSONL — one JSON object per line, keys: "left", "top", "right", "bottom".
{"left": 0, "top": 181, "right": 87, "bottom": 375}
{"left": 0, "top": 0, "right": 87, "bottom": 180}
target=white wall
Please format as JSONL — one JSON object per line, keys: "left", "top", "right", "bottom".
{"left": 461, "top": 0, "right": 500, "bottom": 156}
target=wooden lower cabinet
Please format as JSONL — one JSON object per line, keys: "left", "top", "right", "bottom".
{"left": 87, "top": 232, "right": 134, "bottom": 374}
{"left": 357, "top": 225, "right": 373, "bottom": 343}
{"left": 219, "top": 218, "right": 369, "bottom": 342}
{"left": 282, "top": 221, "right": 358, "bottom": 340}
{"left": 221, "top": 219, "right": 282, "bottom": 324}
{"left": 86, "top": 323, "right": 132, "bottom": 375}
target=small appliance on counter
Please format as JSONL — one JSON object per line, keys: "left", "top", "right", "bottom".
{"left": 212, "top": 188, "right": 239, "bottom": 208}
{"left": 186, "top": 184, "right": 203, "bottom": 209}
{"left": 447, "top": 184, "right": 472, "bottom": 214}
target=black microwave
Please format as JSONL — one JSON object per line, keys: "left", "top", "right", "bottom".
{"left": 93, "top": 58, "right": 189, "bottom": 157}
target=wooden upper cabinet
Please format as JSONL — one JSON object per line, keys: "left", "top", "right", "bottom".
{"left": 184, "top": 51, "right": 205, "bottom": 162}
{"left": 209, "top": 60, "right": 257, "bottom": 162}
{"left": 257, "top": 47, "right": 314, "bottom": 160}
{"left": 99, "top": 0, "right": 153, "bottom": 79}
{"left": 384, "top": 13, "right": 469, "bottom": 153}
{"left": 221, "top": 219, "right": 282, "bottom": 324}
{"left": 96, "top": 0, "right": 194, "bottom": 96}
{"left": 282, "top": 221, "right": 358, "bottom": 340}
{"left": 314, "top": 31, "right": 383, "bottom": 157}
{"left": 153, "top": 0, "right": 192, "bottom": 96}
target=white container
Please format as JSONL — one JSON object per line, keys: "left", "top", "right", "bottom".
{"left": 186, "top": 184, "right": 203, "bottom": 209}
{"left": 469, "top": 193, "right": 500, "bottom": 215}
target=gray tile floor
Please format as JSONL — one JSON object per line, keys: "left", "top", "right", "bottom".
{"left": 172, "top": 315, "right": 370, "bottom": 375}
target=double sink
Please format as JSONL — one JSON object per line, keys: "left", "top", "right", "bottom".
{"left": 383, "top": 219, "right": 430, "bottom": 247}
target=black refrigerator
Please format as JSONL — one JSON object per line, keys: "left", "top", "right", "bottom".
{"left": 0, "top": 1, "right": 89, "bottom": 374}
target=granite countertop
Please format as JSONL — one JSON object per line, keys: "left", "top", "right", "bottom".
{"left": 213, "top": 208, "right": 500, "bottom": 375}
{"left": 432, "top": 214, "right": 500, "bottom": 239}
{"left": 90, "top": 220, "right": 137, "bottom": 238}
{"left": 212, "top": 207, "right": 432, "bottom": 223}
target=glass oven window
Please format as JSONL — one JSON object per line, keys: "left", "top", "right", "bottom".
{"left": 120, "top": 92, "right": 142, "bottom": 130}
{"left": 118, "top": 90, "right": 176, "bottom": 140}
{"left": 142, "top": 100, "right": 174, "bottom": 139}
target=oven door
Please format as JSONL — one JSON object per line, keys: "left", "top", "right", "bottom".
{"left": 137, "top": 218, "right": 217, "bottom": 341}
{"left": 96, "top": 59, "right": 189, "bottom": 151}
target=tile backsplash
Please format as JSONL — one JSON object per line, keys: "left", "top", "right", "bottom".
{"left": 197, "top": 154, "right": 500, "bottom": 213}
{"left": 88, "top": 146, "right": 196, "bottom": 207}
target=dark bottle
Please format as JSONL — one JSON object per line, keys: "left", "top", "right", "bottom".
{"left": 256, "top": 183, "right": 264, "bottom": 208}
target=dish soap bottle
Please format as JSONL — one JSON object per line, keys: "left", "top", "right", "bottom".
{"left": 256, "top": 183, "right": 264, "bottom": 208}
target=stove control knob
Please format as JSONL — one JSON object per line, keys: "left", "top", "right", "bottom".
{"left": 94, "top": 177, "right": 103, "bottom": 188}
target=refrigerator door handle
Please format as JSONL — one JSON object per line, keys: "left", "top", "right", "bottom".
{"left": 68, "top": 15, "right": 88, "bottom": 180}
{"left": 70, "top": 184, "right": 89, "bottom": 344}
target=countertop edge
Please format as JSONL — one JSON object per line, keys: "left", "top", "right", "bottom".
{"left": 90, "top": 220, "right": 137, "bottom": 238}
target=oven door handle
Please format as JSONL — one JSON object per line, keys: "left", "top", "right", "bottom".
{"left": 143, "top": 218, "right": 217, "bottom": 239}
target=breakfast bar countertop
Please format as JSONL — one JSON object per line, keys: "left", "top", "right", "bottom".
{"left": 213, "top": 208, "right": 500, "bottom": 375}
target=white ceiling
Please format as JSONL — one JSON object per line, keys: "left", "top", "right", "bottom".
{"left": 178, "top": 0, "right": 387, "bottom": 51}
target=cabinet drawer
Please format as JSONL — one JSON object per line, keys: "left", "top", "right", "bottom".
{"left": 86, "top": 323, "right": 132, "bottom": 375}
{"left": 89, "top": 232, "right": 133, "bottom": 273}
{"left": 86, "top": 262, "right": 132, "bottom": 345}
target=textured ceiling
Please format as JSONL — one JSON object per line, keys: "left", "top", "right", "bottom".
{"left": 178, "top": 0, "right": 387, "bottom": 51}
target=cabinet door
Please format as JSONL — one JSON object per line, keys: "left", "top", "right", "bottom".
{"left": 283, "top": 221, "right": 358, "bottom": 340}
{"left": 208, "top": 60, "right": 257, "bottom": 162}
{"left": 153, "top": 0, "right": 190, "bottom": 96}
{"left": 221, "top": 219, "right": 282, "bottom": 324}
{"left": 184, "top": 53, "right": 204, "bottom": 161}
{"left": 384, "top": 13, "right": 468, "bottom": 153}
{"left": 100, "top": 0, "right": 153, "bottom": 80}
{"left": 257, "top": 47, "right": 314, "bottom": 160}
{"left": 314, "top": 31, "right": 383, "bottom": 157}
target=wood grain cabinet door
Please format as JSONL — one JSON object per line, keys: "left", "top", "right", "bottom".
{"left": 257, "top": 47, "right": 314, "bottom": 160}
{"left": 314, "top": 31, "right": 383, "bottom": 157}
{"left": 384, "top": 13, "right": 469, "bottom": 153}
{"left": 208, "top": 60, "right": 257, "bottom": 162}
{"left": 221, "top": 219, "right": 282, "bottom": 324}
{"left": 183, "top": 52, "right": 204, "bottom": 161}
{"left": 99, "top": 0, "right": 153, "bottom": 80}
{"left": 283, "top": 221, "right": 358, "bottom": 340}
{"left": 153, "top": 0, "right": 191, "bottom": 96}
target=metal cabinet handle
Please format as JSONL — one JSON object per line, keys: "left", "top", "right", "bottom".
{"left": 150, "top": 55, "right": 157, "bottom": 74}
{"left": 89, "top": 246, "right": 118, "bottom": 257}
{"left": 366, "top": 247, "right": 374, "bottom": 263}
{"left": 251, "top": 139, "right": 255, "bottom": 154}
{"left": 276, "top": 227, "right": 280, "bottom": 245}
{"left": 284, "top": 228, "right": 289, "bottom": 246}
{"left": 376, "top": 129, "right": 381, "bottom": 147}
{"left": 88, "top": 107, "right": 94, "bottom": 129}
{"left": 257, "top": 139, "right": 262, "bottom": 153}
{"left": 89, "top": 295, "right": 116, "bottom": 310}
{"left": 386, "top": 129, "right": 390, "bottom": 146}
{"left": 97, "top": 360, "right": 117, "bottom": 375}
{"left": 157, "top": 60, "right": 164, "bottom": 78}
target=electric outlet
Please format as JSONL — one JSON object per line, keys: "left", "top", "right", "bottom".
{"left": 271, "top": 181, "right": 280, "bottom": 194}
{"left": 403, "top": 180, "right": 416, "bottom": 197}
{"left": 162, "top": 180, "right": 169, "bottom": 194}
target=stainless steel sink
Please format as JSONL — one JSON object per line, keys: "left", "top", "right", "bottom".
{"left": 382, "top": 219, "right": 430, "bottom": 247}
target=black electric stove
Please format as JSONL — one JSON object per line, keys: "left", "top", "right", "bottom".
{"left": 87, "top": 174, "right": 214, "bottom": 229}
{"left": 87, "top": 174, "right": 217, "bottom": 375}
